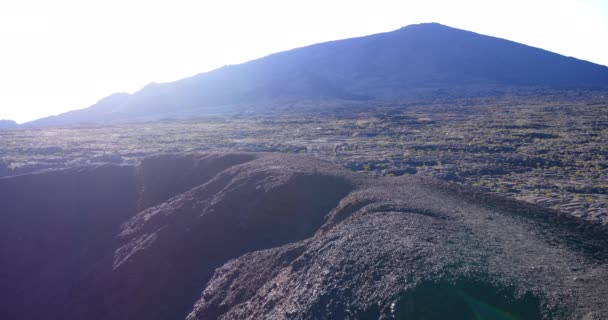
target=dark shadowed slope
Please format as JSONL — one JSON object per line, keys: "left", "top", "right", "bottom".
{"left": 1, "top": 153, "right": 607, "bottom": 319}
{"left": 25, "top": 23, "right": 608, "bottom": 126}
{"left": 0, "top": 153, "right": 257, "bottom": 319}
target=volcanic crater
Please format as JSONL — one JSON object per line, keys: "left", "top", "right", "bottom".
{"left": 1, "top": 153, "right": 607, "bottom": 320}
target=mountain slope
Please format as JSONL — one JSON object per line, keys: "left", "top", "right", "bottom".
{"left": 0, "top": 120, "right": 18, "bottom": 129}
{"left": 26, "top": 23, "right": 608, "bottom": 126}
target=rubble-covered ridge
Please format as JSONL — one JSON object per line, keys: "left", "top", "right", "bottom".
{"left": 1, "top": 153, "right": 607, "bottom": 320}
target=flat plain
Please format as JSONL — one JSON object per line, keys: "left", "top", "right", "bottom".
{"left": 2, "top": 90, "right": 607, "bottom": 224}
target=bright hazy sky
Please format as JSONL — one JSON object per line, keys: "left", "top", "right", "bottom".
{"left": 1, "top": 0, "right": 607, "bottom": 123}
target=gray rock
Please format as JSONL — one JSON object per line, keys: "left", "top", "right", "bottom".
{"left": 1, "top": 153, "right": 607, "bottom": 320}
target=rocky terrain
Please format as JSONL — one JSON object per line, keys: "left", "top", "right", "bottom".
{"left": 1, "top": 153, "right": 607, "bottom": 319}
{"left": 2, "top": 92, "right": 607, "bottom": 225}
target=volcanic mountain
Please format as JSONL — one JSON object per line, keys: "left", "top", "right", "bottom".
{"left": 1, "top": 153, "right": 607, "bottom": 319}
{"left": 0, "top": 120, "right": 18, "bottom": 129}
{"left": 25, "top": 23, "right": 608, "bottom": 127}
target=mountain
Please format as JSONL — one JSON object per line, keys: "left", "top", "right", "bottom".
{"left": 1, "top": 153, "right": 607, "bottom": 319}
{"left": 0, "top": 120, "right": 18, "bottom": 129}
{"left": 25, "top": 23, "right": 608, "bottom": 127}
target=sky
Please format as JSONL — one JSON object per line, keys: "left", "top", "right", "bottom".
{"left": 0, "top": 0, "right": 607, "bottom": 123}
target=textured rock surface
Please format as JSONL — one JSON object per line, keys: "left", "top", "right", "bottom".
{"left": 189, "top": 176, "right": 608, "bottom": 320}
{"left": 1, "top": 153, "right": 607, "bottom": 319}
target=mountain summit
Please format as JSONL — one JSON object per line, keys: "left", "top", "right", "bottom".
{"left": 26, "top": 23, "right": 608, "bottom": 126}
